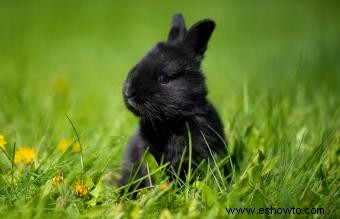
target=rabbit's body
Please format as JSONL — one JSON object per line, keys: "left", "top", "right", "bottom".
{"left": 119, "top": 14, "right": 228, "bottom": 189}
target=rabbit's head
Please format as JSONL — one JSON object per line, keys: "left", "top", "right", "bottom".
{"left": 123, "top": 14, "right": 215, "bottom": 121}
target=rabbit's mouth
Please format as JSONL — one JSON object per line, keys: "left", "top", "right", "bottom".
{"left": 124, "top": 96, "right": 143, "bottom": 117}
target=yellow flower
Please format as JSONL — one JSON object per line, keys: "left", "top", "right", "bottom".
{"left": 72, "top": 142, "right": 81, "bottom": 152}
{"left": 53, "top": 75, "right": 69, "bottom": 96}
{"left": 57, "top": 139, "right": 81, "bottom": 153}
{"left": 75, "top": 180, "right": 88, "bottom": 197}
{"left": 114, "top": 203, "right": 124, "bottom": 213}
{"left": 0, "top": 135, "right": 7, "bottom": 150}
{"left": 159, "top": 182, "right": 170, "bottom": 191}
{"left": 57, "top": 139, "right": 73, "bottom": 152}
{"left": 14, "top": 147, "right": 36, "bottom": 165}
{"left": 52, "top": 174, "right": 64, "bottom": 187}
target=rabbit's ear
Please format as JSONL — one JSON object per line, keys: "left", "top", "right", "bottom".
{"left": 184, "top": 19, "right": 215, "bottom": 60}
{"left": 168, "top": 14, "right": 187, "bottom": 42}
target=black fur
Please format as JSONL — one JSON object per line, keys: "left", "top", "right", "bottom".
{"left": 118, "top": 14, "right": 228, "bottom": 189}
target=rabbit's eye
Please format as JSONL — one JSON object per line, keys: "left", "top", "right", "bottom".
{"left": 158, "top": 74, "right": 170, "bottom": 84}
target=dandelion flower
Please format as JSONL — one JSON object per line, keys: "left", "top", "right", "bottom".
{"left": 159, "top": 182, "right": 169, "bottom": 191}
{"left": 72, "top": 142, "right": 81, "bottom": 152}
{"left": 52, "top": 174, "right": 64, "bottom": 187}
{"left": 75, "top": 180, "right": 88, "bottom": 197}
{"left": 0, "top": 135, "right": 7, "bottom": 150}
{"left": 114, "top": 203, "right": 124, "bottom": 213}
{"left": 57, "top": 139, "right": 72, "bottom": 152}
{"left": 54, "top": 75, "right": 70, "bottom": 96}
{"left": 14, "top": 147, "right": 36, "bottom": 165}
{"left": 57, "top": 139, "right": 81, "bottom": 153}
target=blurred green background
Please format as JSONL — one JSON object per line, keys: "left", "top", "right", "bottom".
{"left": 0, "top": 0, "right": 339, "bottom": 155}
{"left": 0, "top": 0, "right": 340, "bottom": 110}
{"left": 0, "top": 0, "right": 340, "bottom": 153}
{"left": 0, "top": 1, "right": 339, "bottom": 218}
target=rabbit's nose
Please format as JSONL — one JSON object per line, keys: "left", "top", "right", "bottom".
{"left": 125, "top": 91, "right": 135, "bottom": 98}
{"left": 124, "top": 84, "right": 135, "bottom": 98}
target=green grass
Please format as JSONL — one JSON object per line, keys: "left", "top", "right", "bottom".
{"left": 0, "top": 0, "right": 339, "bottom": 218}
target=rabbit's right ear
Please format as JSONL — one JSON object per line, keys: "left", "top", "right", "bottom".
{"left": 183, "top": 19, "right": 215, "bottom": 61}
{"left": 168, "top": 14, "right": 187, "bottom": 43}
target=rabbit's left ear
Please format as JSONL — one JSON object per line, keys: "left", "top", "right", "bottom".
{"left": 184, "top": 19, "right": 215, "bottom": 61}
{"left": 168, "top": 14, "right": 187, "bottom": 42}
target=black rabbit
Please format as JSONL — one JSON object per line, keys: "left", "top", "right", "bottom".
{"left": 119, "top": 14, "right": 228, "bottom": 190}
